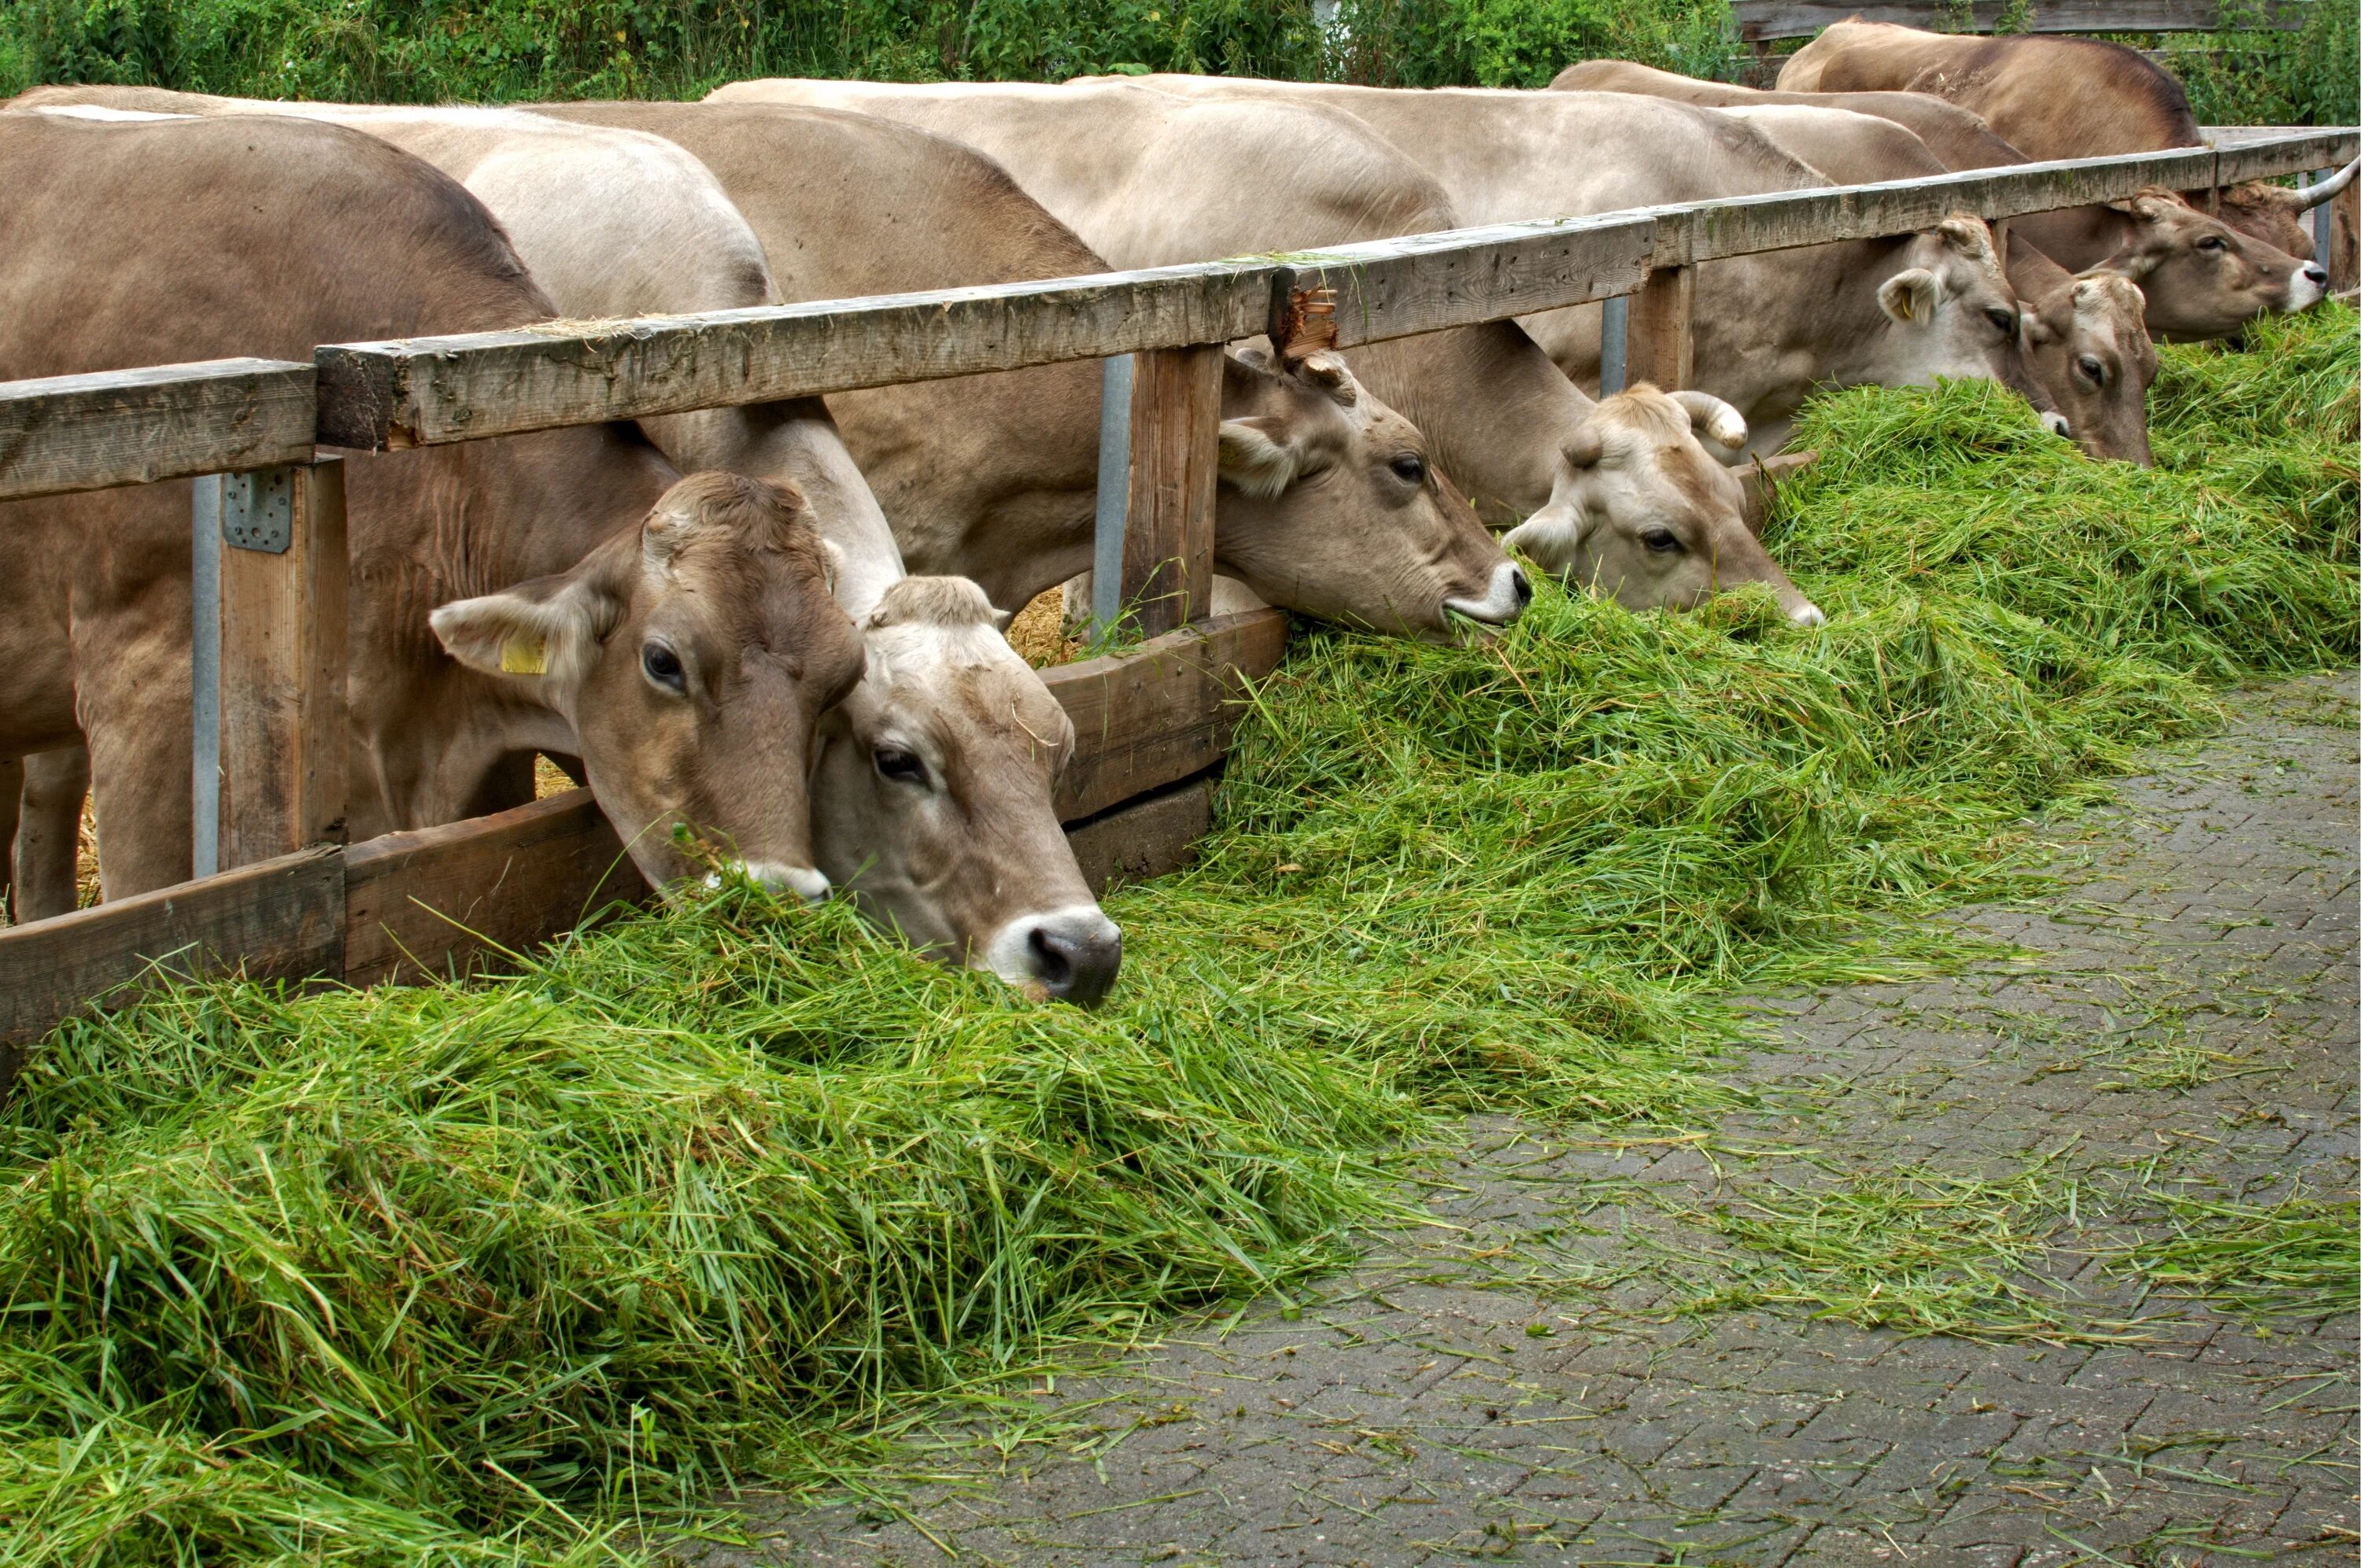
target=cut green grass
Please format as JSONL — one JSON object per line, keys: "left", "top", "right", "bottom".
{"left": 0, "top": 305, "right": 2352, "bottom": 1562}
{"left": 2111, "top": 1184, "right": 2361, "bottom": 1325}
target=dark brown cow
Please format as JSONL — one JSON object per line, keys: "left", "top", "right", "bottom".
{"left": 0, "top": 112, "right": 861, "bottom": 903}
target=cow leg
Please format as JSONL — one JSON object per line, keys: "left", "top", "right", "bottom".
{"left": 14, "top": 745, "right": 91, "bottom": 921}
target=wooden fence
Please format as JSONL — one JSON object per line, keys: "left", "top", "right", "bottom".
{"left": 2, "top": 124, "right": 2354, "bottom": 1054}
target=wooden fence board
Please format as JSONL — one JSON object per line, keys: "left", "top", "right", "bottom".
{"left": 1276, "top": 216, "right": 1655, "bottom": 347}
{"left": 341, "top": 788, "right": 650, "bottom": 987}
{"left": 1044, "top": 607, "right": 1289, "bottom": 822}
{"left": 315, "top": 261, "right": 1277, "bottom": 449}
{"left": 0, "top": 359, "right": 313, "bottom": 502}
{"left": 1734, "top": 0, "right": 2307, "bottom": 39}
{"left": 0, "top": 847, "right": 344, "bottom": 1050}
{"left": 2210, "top": 130, "right": 2359, "bottom": 186}
{"left": 1660, "top": 149, "right": 2222, "bottom": 264}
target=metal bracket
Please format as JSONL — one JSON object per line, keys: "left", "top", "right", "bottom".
{"left": 220, "top": 467, "right": 293, "bottom": 552}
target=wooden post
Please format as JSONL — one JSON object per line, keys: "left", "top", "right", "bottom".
{"left": 1629, "top": 265, "right": 1695, "bottom": 392}
{"left": 1118, "top": 344, "right": 1223, "bottom": 639}
{"left": 198, "top": 457, "right": 349, "bottom": 874}
{"left": 2331, "top": 172, "right": 2359, "bottom": 294}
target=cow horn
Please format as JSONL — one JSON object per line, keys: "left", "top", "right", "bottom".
{"left": 1670, "top": 390, "right": 1748, "bottom": 452}
{"left": 1564, "top": 420, "right": 1605, "bottom": 469}
{"left": 2285, "top": 155, "right": 2359, "bottom": 212}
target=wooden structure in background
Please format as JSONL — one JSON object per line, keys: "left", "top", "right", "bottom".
{"left": 1, "top": 126, "right": 2354, "bottom": 1053}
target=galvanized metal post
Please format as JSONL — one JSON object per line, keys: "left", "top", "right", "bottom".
{"left": 190, "top": 475, "right": 224, "bottom": 880}
{"left": 1091, "top": 353, "right": 1136, "bottom": 635}
{"left": 1599, "top": 293, "right": 1629, "bottom": 397}
{"left": 2313, "top": 169, "right": 2333, "bottom": 271}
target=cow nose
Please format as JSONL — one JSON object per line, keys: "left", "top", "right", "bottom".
{"left": 1510, "top": 566, "right": 1533, "bottom": 607}
{"left": 989, "top": 906, "right": 1124, "bottom": 1004}
{"left": 1790, "top": 602, "right": 1827, "bottom": 628}
{"left": 2302, "top": 264, "right": 2329, "bottom": 286}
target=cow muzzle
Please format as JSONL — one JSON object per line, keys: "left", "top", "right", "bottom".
{"left": 1446, "top": 562, "right": 1533, "bottom": 629}
{"left": 985, "top": 904, "right": 1125, "bottom": 1005}
{"left": 728, "top": 860, "right": 833, "bottom": 903}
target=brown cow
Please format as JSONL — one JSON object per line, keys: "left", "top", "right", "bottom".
{"left": 696, "top": 84, "right": 1819, "bottom": 622}
{"left": 0, "top": 111, "right": 861, "bottom": 902}
{"left": 1775, "top": 20, "right": 2352, "bottom": 267}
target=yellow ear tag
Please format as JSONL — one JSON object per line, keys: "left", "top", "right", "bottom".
{"left": 500, "top": 633, "right": 547, "bottom": 676}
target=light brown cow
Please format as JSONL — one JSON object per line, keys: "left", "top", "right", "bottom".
{"left": 699, "top": 83, "right": 1817, "bottom": 622}
{"left": 535, "top": 98, "right": 1526, "bottom": 641}
{"left": 0, "top": 111, "right": 861, "bottom": 902}
{"left": 15, "top": 89, "right": 1121, "bottom": 1000}
{"left": 1038, "top": 76, "right": 2055, "bottom": 456}
{"left": 1612, "top": 96, "right": 2152, "bottom": 463}
{"left": 1775, "top": 21, "right": 2352, "bottom": 267}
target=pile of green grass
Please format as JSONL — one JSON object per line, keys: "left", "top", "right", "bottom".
{"left": 0, "top": 306, "right": 2351, "bottom": 1563}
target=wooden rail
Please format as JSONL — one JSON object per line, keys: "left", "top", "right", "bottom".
{"left": 0, "top": 126, "right": 2352, "bottom": 1058}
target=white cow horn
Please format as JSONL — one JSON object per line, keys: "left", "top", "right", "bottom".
{"left": 2285, "top": 155, "right": 2359, "bottom": 212}
{"left": 1671, "top": 390, "right": 1748, "bottom": 452}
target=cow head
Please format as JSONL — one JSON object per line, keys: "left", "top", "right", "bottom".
{"left": 2099, "top": 188, "right": 2326, "bottom": 341}
{"left": 1502, "top": 386, "right": 1823, "bottom": 625}
{"left": 2022, "top": 271, "right": 2156, "bottom": 467}
{"left": 809, "top": 576, "right": 1121, "bottom": 1003}
{"left": 2215, "top": 157, "right": 2356, "bottom": 261}
{"left": 1212, "top": 349, "right": 1528, "bottom": 641}
{"left": 1874, "top": 215, "right": 2059, "bottom": 424}
{"left": 430, "top": 471, "right": 864, "bottom": 896}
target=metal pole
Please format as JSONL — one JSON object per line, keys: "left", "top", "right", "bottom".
{"left": 190, "top": 474, "right": 222, "bottom": 880}
{"left": 2314, "top": 170, "right": 2333, "bottom": 271}
{"left": 1091, "top": 353, "right": 1136, "bottom": 636}
{"left": 1599, "top": 294, "right": 1629, "bottom": 397}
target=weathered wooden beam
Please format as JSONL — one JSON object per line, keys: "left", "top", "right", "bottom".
{"left": 2211, "top": 131, "right": 2359, "bottom": 187}
{"left": 342, "top": 788, "right": 649, "bottom": 987}
{"left": 1733, "top": 0, "right": 2305, "bottom": 40}
{"left": 1066, "top": 777, "right": 1216, "bottom": 895}
{"left": 0, "top": 847, "right": 343, "bottom": 1053}
{"left": 1044, "top": 607, "right": 1288, "bottom": 822}
{"left": 213, "top": 459, "right": 349, "bottom": 871}
{"left": 1629, "top": 266, "right": 1696, "bottom": 391}
{"left": 1118, "top": 345, "right": 1225, "bottom": 639}
{"left": 1273, "top": 215, "right": 1655, "bottom": 347}
{"left": 1657, "top": 149, "right": 2222, "bottom": 264}
{"left": 315, "top": 260, "right": 1277, "bottom": 449}
{"left": 0, "top": 359, "right": 313, "bottom": 503}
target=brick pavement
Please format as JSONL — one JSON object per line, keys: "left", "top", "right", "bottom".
{"left": 704, "top": 674, "right": 2358, "bottom": 1567}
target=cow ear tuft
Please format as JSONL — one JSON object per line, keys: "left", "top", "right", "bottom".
{"left": 1878, "top": 267, "right": 1942, "bottom": 325}
{"left": 1217, "top": 416, "right": 1299, "bottom": 500}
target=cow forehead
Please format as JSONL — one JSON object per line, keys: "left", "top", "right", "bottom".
{"left": 864, "top": 622, "right": 1070, "bottom": 734}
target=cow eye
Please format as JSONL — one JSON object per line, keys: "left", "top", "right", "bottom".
{"left": 1389, "top": 453, "right": 1427, "bottom": 485}
{"left": 2197, "top": 235, "right": 2226, "bottom": 253}
{"left": 2075, "top": 354, "right": 2107, "bottom": 384}
{"left": 1985, "top": 308, "right": 2016, "bottom": 334}
{"left": 872, "top": 746, "right": 928, "bottom": 786}
{"left": 1642, "top": 527, "right": 1683, "bottom": 555}
{"left": 641, "top": 641, "right": 685, "bottom": 693}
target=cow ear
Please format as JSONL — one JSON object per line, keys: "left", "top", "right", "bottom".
{"left": 432, "top": 561, "right": 622, "bottom": 688}
{"left": 1878, "top": 267, "right": 1942, "bottom": 325}
{"left": 1217, "top": 415, "right": 1299, "bottom": 500}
